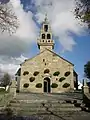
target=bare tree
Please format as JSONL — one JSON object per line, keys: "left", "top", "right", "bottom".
{"left": 75, "top": 0, "right": 90, "bottom": 29}
{"left": 0, "top": 2, "right": 18, "bottom": 34}
{"left": 1, "top": 73, "right": 11, "bottom": 89}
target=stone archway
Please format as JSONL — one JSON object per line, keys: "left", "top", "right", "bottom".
{"left": 44, "top": 77, "right": 51, "bottom": 93}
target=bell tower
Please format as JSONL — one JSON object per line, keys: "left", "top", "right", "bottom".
{"left": 37, "top": 14, "right": 54, "bottom": 52}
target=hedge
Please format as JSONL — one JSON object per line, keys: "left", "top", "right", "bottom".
{"left": 33, "top": 71, "right": 39, "bottom": 76}
{"left": 59, "top": 77, "right": 66, "bottom": 82}
{"left": 23, "top": 83, "right": 29, "bottom": 88}
{"left": 51, "top": 83, "right": 58, "bottom": 88}
{"left": 36, "top": 83, "right": 42, "bottom": 88}
{"left": 63, "top": 83, "right": 70, "bottom": 88}
{"left": 23, "top": 71, "right": 29, "bottom": 75}
{"left": 29, "top": 77, "right": 35, "bottom": 82}
{"left": 64, "top": 71, "right": 71, "bottom": 77}
{"left": 53, "top": 71, "right": 60, "bottom": 76}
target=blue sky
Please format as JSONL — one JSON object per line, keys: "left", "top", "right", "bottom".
{"left": 21, "top": 0, "right": 90, "bottom": 82}
{"left": 0, "top": 0, "right": 90, "bottom": 82}
{"left": 19, "top": 0, "right": 90, "bottom": 82}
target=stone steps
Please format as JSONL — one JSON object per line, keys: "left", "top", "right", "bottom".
{"left": 5, "top": 92, "right": 83, "bottom": 116}
{"left": 8, "top": 99, "right": 82, "bottom": 115}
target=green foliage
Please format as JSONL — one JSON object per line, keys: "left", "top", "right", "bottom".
{"left": 29, "top": 77, "right": 35, "bottom": 82}
{"left": 33, "top": 71, "right": 39, "bottom": 76}
{"left": 59, "top": 77, "right": 66, "bottom": 82}
{"left": 23, "top": 83, "right": 29, "bottom": 88}
{"left": 64, "top": 71, "right": 71, "bottom": 77}
{"left": 84, "top": 61, "right": 90, "bottom": 79}
{"left": 44, "top": 69, "right": 50, "bottom": 74}
{"left": 1, "top": 73, "right": 11, "bottom": 88}
{"left": 2, "top": 107, "right": 13, "bottom": 116}
{"left": 53, "top": 71, "right": 60, "bottom": 76}
{"left": 63, "top": 83, "right": 70, "bottom": 88}
{"left": 36, "top": 83, "right": 42, "bottom": 88}
{"left": 23, "top": 71, "right": 29, "bottom": 75}
{"left": 0, "top": 88, "right": 5, "bottom": 93}
{"left": 51, "top": 83, "right": 58, "bottom": 88}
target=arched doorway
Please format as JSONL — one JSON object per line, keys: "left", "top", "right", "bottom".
{"left": 44, "top": 77, "right": 51, "bottom": 93}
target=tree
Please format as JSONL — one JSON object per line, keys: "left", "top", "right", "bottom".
{"left": 1, "top": 73, "right": 11, "bottom": 89}
{"left": 84, "top": 61, "right": 90, "bottom": 80}
{"left": 75, "top": 0, "right": 90, "bottom": 29}
{"left": 0, "top": 0, "right": 18, "bottom": 34}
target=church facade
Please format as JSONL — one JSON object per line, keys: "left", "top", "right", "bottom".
{"left": 15, "top": 15, "right": 78, "bottom": 93}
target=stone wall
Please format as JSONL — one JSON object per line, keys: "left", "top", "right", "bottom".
{"left": 19, "top": 50, "right": 74, "bottom": 93}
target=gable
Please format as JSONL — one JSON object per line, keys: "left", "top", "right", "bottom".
{"left": 21, "top": 49, "right": 74, "bottom": 66}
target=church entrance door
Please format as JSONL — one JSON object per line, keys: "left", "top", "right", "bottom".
{"left": 44, "top": 77, "right": 51, "bottom": 93}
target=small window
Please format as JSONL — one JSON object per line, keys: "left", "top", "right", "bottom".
{"left": 47, "top": 34, "right": 51, "bottom": 39}
{"left": 43, "top": 59, "right": 45, "bottom": 62}
{"left": 48, "top": 40, "right": 50, "bottom": 42}
{"left": 42, "top": 34, "right": 45, "bottom": 39}
{"left": 44, "top": 25, "right": 48, "bottom": 32}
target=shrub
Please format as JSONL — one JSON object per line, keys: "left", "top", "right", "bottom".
{"left": 51, "top": 83, "right": 58, "bottom": 88}
{"left": 33, "top": 71, "right": 39, "bottom": 76}
{"left": 44, "top": 69, "right": 50, "bottom": 74}
{"left": 23, "top": 71, "right": 29, "bottom": 75}
{"left": 64, "top": 71, "right": 71, "bottom": 77}
{"left": 59, "top": 77, "right": 66, "bottom": 82}
{"left": 29, "top": 77, "right": 35, "bottom": 82}
{"left": 0, "top": 88, "right": 5, "bottom": 92}
{"left": 23, "top": 83, "right": 29, "bottom": 88}
{"left": 63, "top": 83, "right": 70, "bottom": 88}
{"left": 53, "top": 71, "right": 60, "bottom": 76}
{"left": 36, "top": 83, "right": 42, "bottom": 88}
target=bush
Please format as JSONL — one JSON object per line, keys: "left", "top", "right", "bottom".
{"left": 33, "top": 71, "right": 39, "bottom": 76}
{"left": 44, "top": 69, "right": 50, "bottom": 74}
{"left": 0, "top": 88, "right": 5, "bottom": 92}
{"left": 64, "top": 71, "right": 71, "bottom": 77}
{"left": 59, "top": 77, "right": 66, "bottom": 82}
{"left": 23, "top": 83, "right": 29, "bottom": 88}
{"left": 36, "top": 83, "right": 42, "bottom": 88}
{"left": 23, "top": 71, "right": 29, "bottom": 75}
{"left": 53, "top": 71, "right": 60, "bottom": 76}
{"left": 29, "top": 77, "right": 35, "bottom": 82}
{"left": 63, "top": 83, "right": 70, "bottom": 88}
{"left": 51, "top": 83, "right": 58, "bottom": 88}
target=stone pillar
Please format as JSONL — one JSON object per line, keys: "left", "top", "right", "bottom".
{"left": 10, "top": 80, "right": 17, "bottom": 98}
{"left": 83, "top": 79, "right": 89, "bottom": 94}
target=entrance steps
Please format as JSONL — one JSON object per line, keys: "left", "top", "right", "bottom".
{"left": 6, "top": 92, "right": 83, "bottom": 116}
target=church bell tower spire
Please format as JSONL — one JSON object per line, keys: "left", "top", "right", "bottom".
{"left": 37, "top": 14, "right": 54, "bottom": 52}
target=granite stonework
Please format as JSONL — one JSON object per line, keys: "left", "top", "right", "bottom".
{"left": 15, "top": 15, "right": 78, "bottom": 93}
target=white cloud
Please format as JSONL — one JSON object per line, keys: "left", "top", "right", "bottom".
{"left": 0, "top": 0, "right": 87, "bottom": 76}
{"left": 78, "top": 81, "right": 83, "bottom": 89}
{"left": 10, "top": 0, "right": 38, "bottom": 41}
{"left": 0, "top": 55, "right": 28, "bottom": 77}
{"left": 0, "top": 0, "right": 38, "bottom": 75}
{"left": 34, "top": 0, "right": 86, "bottom": 51}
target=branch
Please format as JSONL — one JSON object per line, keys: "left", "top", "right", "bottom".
{"left": 0, "top": 3, "right": 19, "bottom": 34}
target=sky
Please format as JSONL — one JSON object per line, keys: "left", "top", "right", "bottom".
{"left": 0, "top": 0, "right": 90, "bottom": 83}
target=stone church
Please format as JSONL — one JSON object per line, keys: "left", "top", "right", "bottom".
{"left": 15, "top": 15, "right": 78, "bottom": 93}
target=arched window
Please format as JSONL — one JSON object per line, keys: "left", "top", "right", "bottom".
{"left": 42, "top": 34, "right": 45, "bottom": 39}
{"left": 47, "top": 34, "right": 51, "bottom": 39}
{"left": 44, "top": 25, "right": 48, "bottom": 32}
